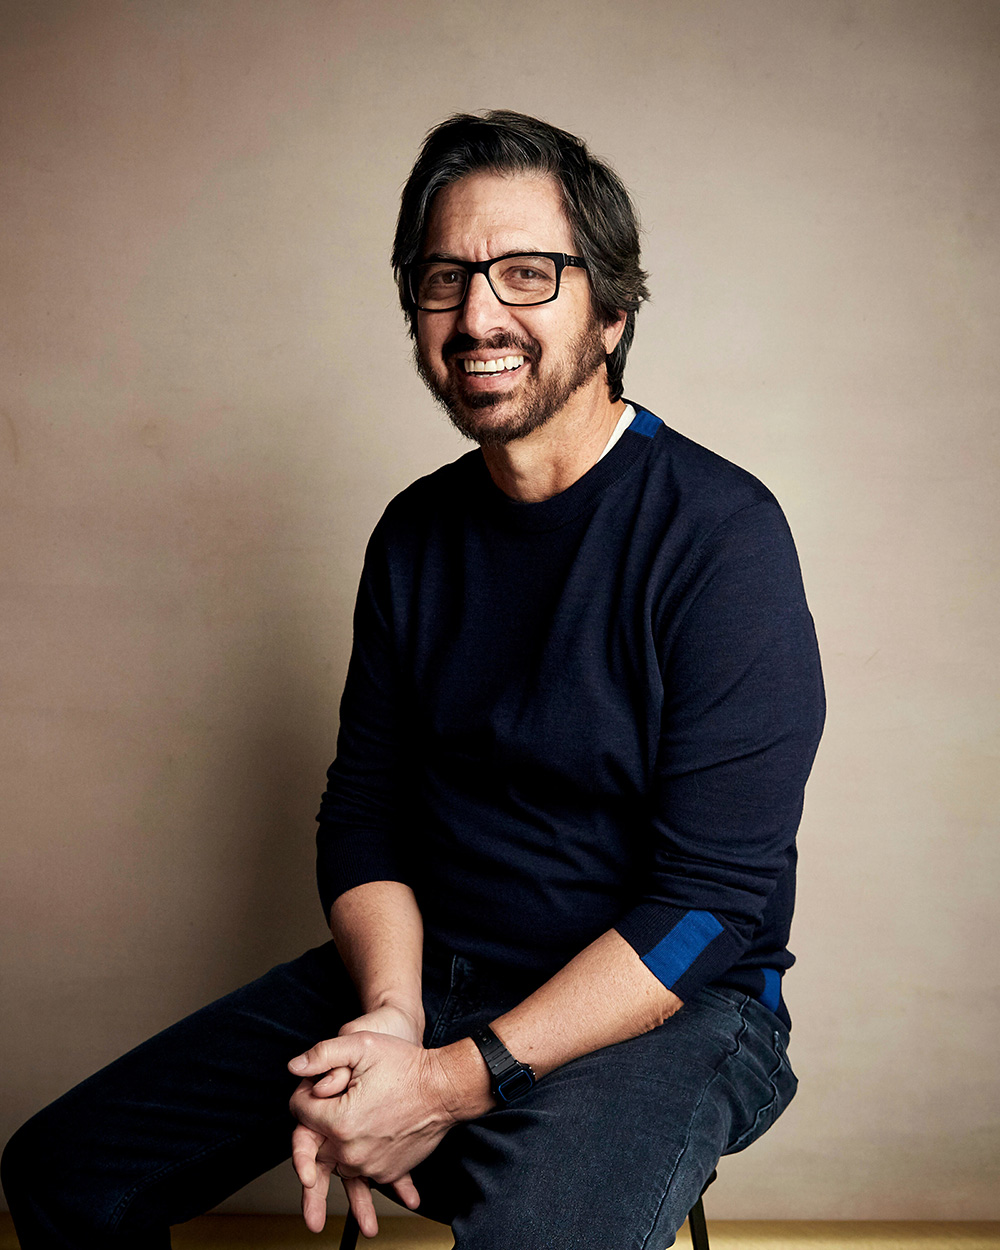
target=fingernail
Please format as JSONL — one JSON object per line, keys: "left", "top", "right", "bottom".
{"left": 289, "top": 1056, "right": 307, "bottom": 1071}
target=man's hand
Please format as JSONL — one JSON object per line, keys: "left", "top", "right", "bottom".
{"left": 339, "top": 1003, "right": 424, "bottom": 1046}
{"left": 288, "top": 1032, "right": 475, "bottom": 1236}
{"left": 288, "top": 1120, "right": 420, "bottom": 1237}
{"left": 288, "top": 1004, "right": 426, "bottom": 1235}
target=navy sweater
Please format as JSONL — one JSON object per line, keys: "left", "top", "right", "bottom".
{"left": 317, "top": 407, "right": 824, "bottom": 1027}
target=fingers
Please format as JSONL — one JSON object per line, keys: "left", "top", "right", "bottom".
{"left": 289, "top": 1033, "right": 367, "bottom": 1078}
{"left": 344, "top": 1175, "right": 379, "bottom": 1239}
{"left": 392, "top": 1171, "right": 421, "bottom": 1211}
{"left": 312, "top": 1064, "right": 353, "bottom": 1097}
{"left": 290, "top": 1122, "right": 323, "bottom": 1190}
{"left": 301, "top": 1170, "right": 332, "bottom": 1240}
{"left": 288, "top": 1077, "right": 332, "bottom": 1133}
{"left": 292, "top": 1128, "right": 416, "bottom": 1238}
{"left": 292, "top": 1124, "right": 334, "bottom": 1235}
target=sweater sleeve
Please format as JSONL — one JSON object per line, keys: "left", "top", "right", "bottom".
{"left": 614, "top": 499, "right": 825, "bottom": 1002}
{"left": 315, "top": 523, "right": 410, "bottom": 922}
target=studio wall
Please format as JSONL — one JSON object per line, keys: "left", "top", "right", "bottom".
{"left": 2, "top": 0, "right": 998, "bottom": 1220}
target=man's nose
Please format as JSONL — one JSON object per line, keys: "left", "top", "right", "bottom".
{"left": 457, "top": 272, "right": 508, "bottom": 339}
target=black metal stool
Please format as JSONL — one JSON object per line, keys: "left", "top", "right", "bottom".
{"left": 337, "top": 1168, "right": 717, "bottom": 1249}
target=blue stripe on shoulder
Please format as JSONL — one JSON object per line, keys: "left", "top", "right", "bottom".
{"left": 628, "top": 408, "right": 662, "bottom": 439}
{"left": 641, "top": 910, "right": 723, "bottom": 989}
{"left": 760, "top": 968, "right": 781, "bottom": 1014}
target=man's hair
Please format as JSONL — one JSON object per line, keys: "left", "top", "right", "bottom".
{"left": 392, "top": 110, "right": 650, "bottom": 403}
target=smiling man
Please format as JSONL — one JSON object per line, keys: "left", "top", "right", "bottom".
{"left": 2, "top": 112, "right": 825, "bottom": 1250}
{"left": 410, "top": 172, "right": 614, "bottom": 454}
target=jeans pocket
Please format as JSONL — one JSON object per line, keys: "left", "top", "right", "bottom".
{"left": 725, "top": 1027, "right": 798, "bottom": 1155}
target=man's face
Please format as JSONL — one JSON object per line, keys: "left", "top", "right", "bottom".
{"left": 414, "top": 172, "right": 617, "bottom": 447}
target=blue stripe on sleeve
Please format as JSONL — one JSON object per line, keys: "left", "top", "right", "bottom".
{"left": 628, "top": 408, "right": 662, "bottom": 439}
{"left": 641, "top": 910, "right": 724, "bottom": 988}
{"left": 760, "top": 967, "right": 781, "bottom": 1013}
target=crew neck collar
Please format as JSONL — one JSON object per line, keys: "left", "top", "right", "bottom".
{"left": 471, "top": 403, "right": 661, "bottom": 533}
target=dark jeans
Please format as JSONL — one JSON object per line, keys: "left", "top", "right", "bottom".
{"left": 2, "top": 941, "right": 796, "bottom": 1249}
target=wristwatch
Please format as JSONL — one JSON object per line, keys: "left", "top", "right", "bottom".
{"left": 470, "top": 1025, "right": 536, "bottom": 1102}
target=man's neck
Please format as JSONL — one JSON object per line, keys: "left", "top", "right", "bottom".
{"left": 480, "top": 378, "right": 627, "bottom": 503}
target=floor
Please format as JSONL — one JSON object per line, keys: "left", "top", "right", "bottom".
{"left": 4, "top": 1213, "right": 1000, "bottom": 1248}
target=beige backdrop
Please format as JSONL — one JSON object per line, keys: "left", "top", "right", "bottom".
{"left": 2, "top": 0, "right": 998, "bottom": 1223}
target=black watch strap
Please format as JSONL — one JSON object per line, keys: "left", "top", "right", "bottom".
{"left": 470, "top": 1025, "right": 536, "bottom": 1103}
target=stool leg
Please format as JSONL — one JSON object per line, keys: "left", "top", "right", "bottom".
{"left": 687, "top": 1195, "right": 710, "bottom": 1250}
{"left": 339, "top": 1210, "right": 360, "bottom": 1250}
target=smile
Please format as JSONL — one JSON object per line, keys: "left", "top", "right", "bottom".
{"left": 460, "top": 356, "right": 525, "bottom": 374}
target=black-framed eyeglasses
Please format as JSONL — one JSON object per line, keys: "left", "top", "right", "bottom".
{"left": 406, "top": 252, "right": 587, "bottom": 312}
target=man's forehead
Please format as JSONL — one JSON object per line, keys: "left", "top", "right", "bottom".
{"left": 421, "top": 170, "right": 574, "bottom": 257}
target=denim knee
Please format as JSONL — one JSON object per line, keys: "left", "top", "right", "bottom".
{"left": 2, "top": 1105, "right": 127, "bottom": 1246}
{"left": 4, "top": 1113, "right": 67, "bottom": 1238}
{"left": 2, "top": 1116, "right": 46, "bottom": 1214}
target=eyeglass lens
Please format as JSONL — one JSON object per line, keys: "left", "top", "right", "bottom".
{"left": 414, "top": 255, "right": 559, "bottom": 309}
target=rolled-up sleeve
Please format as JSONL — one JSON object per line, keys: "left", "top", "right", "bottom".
{"left": 614, "top": 500, "right": 825, "bottom": 1002}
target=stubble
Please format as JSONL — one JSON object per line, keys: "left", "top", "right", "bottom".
{"left": 415, "top": 317, "right": 609, "bottom": 448}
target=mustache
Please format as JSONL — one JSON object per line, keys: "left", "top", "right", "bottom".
{"left": 442, "top": 333, "right": 540, "bottom": 363}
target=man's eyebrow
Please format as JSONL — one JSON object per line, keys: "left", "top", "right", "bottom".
{"left": 418, "top": 250, "right": 545, "bottom": 263}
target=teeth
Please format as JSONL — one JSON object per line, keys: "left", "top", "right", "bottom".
{"left": 462, "top": 355, "right": 525, "bottom": 374}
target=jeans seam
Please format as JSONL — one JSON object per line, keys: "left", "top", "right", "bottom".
{"left": 426, "top": 997, "right": 456, "bottom": 1047}
{"left": 426, "top": 956, "right": 468, "bottom": 1048}
{"left": 637, "top": 1008, "right": 749, "bottom": 1249}
{"left": 107, "top": 1127, "right": 249, "bottom": 1234}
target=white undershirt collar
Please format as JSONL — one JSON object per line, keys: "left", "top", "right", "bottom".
{"left": 597, "top": 404, "right": 635, "bottom": 461}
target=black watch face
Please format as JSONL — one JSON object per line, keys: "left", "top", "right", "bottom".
{"left": 496, "top": 1069, "right": 534, "bottom": 1102}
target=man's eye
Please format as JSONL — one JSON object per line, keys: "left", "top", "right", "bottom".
{"left": 426, "top": 269, "right": 464, "bottom": 288}
{"left": 498, "top": 263, "right": 553, "bottom": 291}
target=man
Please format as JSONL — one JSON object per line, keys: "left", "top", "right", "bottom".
{"left": 2, "top": 111, "right": 824, "bottom": 1248}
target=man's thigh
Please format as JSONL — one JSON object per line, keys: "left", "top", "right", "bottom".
{"left": 2, "top": 941, "right": 359, "bottom": 1247}
{"left": 412, "top": 987, "right": 796, "bottom": 1250}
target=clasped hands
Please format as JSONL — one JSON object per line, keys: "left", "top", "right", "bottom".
{"left": 287, "top": 1005, "right": 469, "bottom": 1237}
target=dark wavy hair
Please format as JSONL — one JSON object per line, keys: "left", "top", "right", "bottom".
{"left": 392, "top": 110, "right": 649, "bottom": 403}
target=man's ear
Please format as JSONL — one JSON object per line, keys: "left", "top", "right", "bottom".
{"left": 602, "top": 310, "right": 628, "bottom": 356}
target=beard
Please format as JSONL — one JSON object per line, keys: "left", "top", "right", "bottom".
{"left": 415, "top": 314, "right": 609, "bottom": 448}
